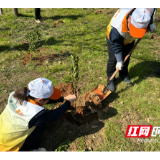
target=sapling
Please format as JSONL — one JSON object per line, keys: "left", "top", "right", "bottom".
{"left": 71, "top": 42, "right": 82, "bottom": 94}
{"left": 70, "top": 44, "right": 83, "bottom": 124}
{"left": 25, "top": 30, "right": 41, "bottom": 58}
{"left": 71, "top": 52, "right": 79, "bottom": 95}
{"left": 71, "top": 52, "right": 79, "bottom": 116}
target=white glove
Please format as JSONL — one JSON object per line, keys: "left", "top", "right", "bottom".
{"left": 64, "top": 94, "right": 77, "bottom": 102}
{"left": 150, "top": 24, "right": 156, "bottom": 33}
{"left": 116, "top": 61, "right": 123, "bottom": 70}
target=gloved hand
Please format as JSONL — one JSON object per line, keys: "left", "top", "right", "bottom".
{"left": 116, "top": 61, "right": 123, "bottom": 70}
{"left": 150, "top": 24, "right": 156, "bottom": 33}
{"left": 64, "top": 94, "right": 77, "bottom": 102}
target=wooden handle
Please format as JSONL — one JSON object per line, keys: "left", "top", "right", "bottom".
{"left": 104, "top": 38, "right": 142, "bottom": 90}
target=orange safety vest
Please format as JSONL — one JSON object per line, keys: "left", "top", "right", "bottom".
{"left": 106, "top": 8, "right": 154, "bottom": 45}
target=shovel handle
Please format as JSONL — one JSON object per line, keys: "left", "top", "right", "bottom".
{"left": 104, "top": 38, "right": 141, "bottom": 90}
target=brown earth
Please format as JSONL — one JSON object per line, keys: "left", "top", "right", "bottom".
{"left": 149, "top": 35, "right": 160, "bottom": 40}
{"left": 0, "top": 79, "right": 117, "bottom": 151}
{"left": 53, "top": 20, "right": 64, "bottom": 27}
{"left": 92, "top": 9, "right": 118, "bottom": 15}
{"left": 23, "top": 52, "right": 59, "bottom": 65}
{"left": 54, "top": 83, "right": 103, "bottom": 125}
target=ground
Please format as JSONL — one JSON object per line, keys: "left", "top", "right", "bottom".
{"left": 1, "top": 8, "right": 160, "bottom": 151}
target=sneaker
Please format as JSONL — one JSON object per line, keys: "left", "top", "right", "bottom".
{"left": 107, "top": 80, "right": 115, "bottom": 92}
{"left": 119, "top": 76, "right": 132, "bottom": 85}
{"left": 32, "top": 148, "right": 46, "bottom": 151}
{"left": 156, "top": 68, "right": 160, "bottom": 75}
{"left": 35, "top": 19, "right": 41, "bottom": 23}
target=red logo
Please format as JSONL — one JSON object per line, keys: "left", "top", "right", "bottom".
{"left": 125, "top": 125, "right": 152, "bottom": 138}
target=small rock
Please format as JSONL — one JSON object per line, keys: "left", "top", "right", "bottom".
{"left": 149, "top": 35, "right": 154, "bottom": 39}
{"left": 92, "top": 134, "right": 96, "bottom": 138}
{"left": 91, "top": 125, "right": 98, "bottom": 129}
{"left": 88, "top": 105, "right": 92, "bottom": 110}
{"left": 120, "top": 101, "right": 124, "bottom": 104}
{"left": 3, "top": 90, "right": 7, "bottom": 93}
{"left": 88, "top": 147, "right": 93, "bottom": 151}
{"left": 44, "top": 60, "right": 48, "bottom": 64}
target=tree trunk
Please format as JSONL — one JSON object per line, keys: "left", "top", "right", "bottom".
{"left": 153, "top": 8, "right": 157, "bottom": 22}
{"left": 0, "top": 8, "right": 3, "bottom": 15}
{"left": 12, "top": 8, "right": 18, "bottom": 17}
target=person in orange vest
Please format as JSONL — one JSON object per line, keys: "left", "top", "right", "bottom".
{"left": 106, "top": 8, "right": 156, "bottom": 92}
{"left": 0, "top": 78, "right": 76, "bottom": 151}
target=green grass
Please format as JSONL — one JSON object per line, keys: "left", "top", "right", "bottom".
{"left": 1, "top": 8, "right": 160, "bottom": 151}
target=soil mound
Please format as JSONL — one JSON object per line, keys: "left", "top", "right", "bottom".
{"left": 54, "top": 83, "right": 103, "bottom": 125}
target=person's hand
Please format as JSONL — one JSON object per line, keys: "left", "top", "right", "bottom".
{"left": 150, "top": 24, "right": 156, "bottom": 33}
{"left": 116, "top": 61, "right": 123, "bottom": 70}
{"left": 64, "top": 94, "right": 77, "bottom": 102}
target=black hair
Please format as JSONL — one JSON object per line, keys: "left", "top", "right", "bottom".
{"left": 13, "top": 87, "right": 49, "bottom": 105}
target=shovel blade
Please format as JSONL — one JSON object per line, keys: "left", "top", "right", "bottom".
{"left": 92, "top": 84, "right": 112, "bottom": 101}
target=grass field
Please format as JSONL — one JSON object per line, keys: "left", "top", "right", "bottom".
{"left": 1, "top": 8, "right": 160, "bottom": 151}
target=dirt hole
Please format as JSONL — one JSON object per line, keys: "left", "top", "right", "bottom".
{"left": 54, "top": 83, "right": 105, "bottom": 126}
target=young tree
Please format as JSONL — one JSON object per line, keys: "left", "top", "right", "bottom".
{"left": 0, "top": 8, "right": 3, "bottom": 16}
{"left": 12, "top": 8, "right": 18, "bottom": 17}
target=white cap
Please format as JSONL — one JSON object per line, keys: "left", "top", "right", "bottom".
{"left": 130, "top": 8, "right": 153, "bottom": 38}
{"left": 27, "top": 78, "right": 61, "bottom": 99}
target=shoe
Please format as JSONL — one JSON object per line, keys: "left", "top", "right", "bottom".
{"left": 107, "top": 80, "right": 115, "bottom": 92}
{"left": 35, "top": 19, "right": 41, "bottom": 23}
{"left": 32, "top": 148, "right": 46, "bottom": 151}
{"left": 156, "top": 68, "right": 160, "bottom": 75}
{"left": 119, "top": 76, "right": 132, "bottom": 85}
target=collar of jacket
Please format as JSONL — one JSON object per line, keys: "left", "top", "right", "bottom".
{"left": 27, "top": 97, "right": 40, "bottom": 106}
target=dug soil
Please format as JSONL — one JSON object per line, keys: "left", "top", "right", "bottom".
{"left": 54, "top": 83, "right": 103, "bottom": 125}
{"left": 23, "top": 52, "right": 59, "bottom": 65}
{"left": 41, "top": 83, "right": 116, "bottom": 151}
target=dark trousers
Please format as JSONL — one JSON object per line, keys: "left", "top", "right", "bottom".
{"left": 35, "top": 8, "right": 41, "bottom": 20}
{"left": 19, "top": 125, "right": 46, "bottom": 151}
{"left": 106, "top": 38, "right": 134, "bottom": 81}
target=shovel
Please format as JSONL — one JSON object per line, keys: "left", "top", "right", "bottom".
{"left": 93, "top": 38, "right": 141, "bottom": 101}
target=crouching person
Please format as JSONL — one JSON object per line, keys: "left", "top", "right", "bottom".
{"left": 0, "top": 78, "right": 76, "bottom": 151}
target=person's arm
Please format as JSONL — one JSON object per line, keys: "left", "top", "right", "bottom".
{"left": 47, "top": 96, "right": 64, "bottom": 104}
{"left": 149, "top": 8, "right": 156, "bottom": 25}
{"left": 148, "top": 8, "right": 156, "bottom": 32}
{"left": 108, "top": 27, "right": 124, "bottom": 62}
{"left": 28, "top": 100, "right": 70, "bottom": 128}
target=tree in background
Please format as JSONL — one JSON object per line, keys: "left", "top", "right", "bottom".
{"left": 0, "top": 8, "right": 19, "bottom": 16}
{"left": 12, "top": 8, "right": 18, "bottom": 17}
{"left": 0, "top": 8, "right": 3, "bottom": 15}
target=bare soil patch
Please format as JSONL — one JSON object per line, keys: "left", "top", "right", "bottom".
{"left": 54, "top": 83, "right": 103, "bottom": 125}
{"left": 23, "top": 52, "right": 59, "bottom": 65}
{"left": 53, "top": 20, "right": 64, "bottom": 27}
